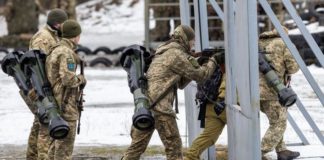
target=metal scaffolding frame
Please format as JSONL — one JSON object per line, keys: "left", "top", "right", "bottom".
{"left": 259, "top": 0, "right": 324, "bottom": 145}
{"left": 224, "top": 0, "right": 261, "bottom": 159}
{"left": 144, "top": 0, "right": 316, "bottom": 50}
{"left": 178, "top": 0, "right": 324, "bottom": 159}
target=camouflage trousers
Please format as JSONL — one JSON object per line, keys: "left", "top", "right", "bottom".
{"left": 48, "top": 120, "right": 77, "bottom": 160}
{"left": 123, "top": 114, "right": 183, "bottom": 160}
{"left": 185, "top": 104, "right": 227, "bottom": 160}
{"left": 20, "top": 90, "right": 50, "bottom": 160}
{"left": 27, "top": 117, "right": 51, "bottom": 160}
{"left": 260, "top": 100, "right": 287, "bottom": 154}
{"left": 26, "top": 117, "right": 39, "bottom": 160}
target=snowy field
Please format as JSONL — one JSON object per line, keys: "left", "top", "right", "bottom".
{"left": 1, "top": 0, "right": 324, "bottom": 159}
{"left": 77, "top": 0, "right": 146, "bottom": 50}
{"left": 0, "top": 66, "right": 324, "bottom": 159}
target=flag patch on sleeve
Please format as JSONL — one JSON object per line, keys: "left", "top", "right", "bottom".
{"left": 67, "top": 58, "right": 75, "bottom": 71}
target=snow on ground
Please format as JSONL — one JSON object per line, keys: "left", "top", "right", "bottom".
{"left": 289, "top": 22, "right": 324, "bottom": 35}
{"left": 77, "top": 0, "right": 145, "bottom": 50}
{"left": 0, "top": 66, "right": 323, "bottom": 148}
{"left": 1, "top": 0, "right": 324, "bottom": 158}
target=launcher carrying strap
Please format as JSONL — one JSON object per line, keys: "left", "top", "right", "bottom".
{"left": 149, "top": 81, "right": 179, "bottom": 113}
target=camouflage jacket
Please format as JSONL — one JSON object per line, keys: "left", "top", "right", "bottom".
{"left": 147, "top": 42, "right": 216, "bottom": 117}
{"left": 46, "top": 38, "right": 83, "bottom": 121}
{"left": 29, "top": 25, "right": 60, "bottom": 55}
{"left": 259, "top": 30, "right": 299, "bottom": 100}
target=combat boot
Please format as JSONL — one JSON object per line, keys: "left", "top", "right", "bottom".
{"left": 277, "top": 150, "right": 300, "bottom": 160}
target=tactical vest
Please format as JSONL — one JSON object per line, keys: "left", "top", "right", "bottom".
{"left": 196, "top": 66, "right": 223, "bottom": 127}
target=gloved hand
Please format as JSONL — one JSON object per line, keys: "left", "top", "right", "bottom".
{"left": 213, "top": 101, "right": 226, "bottom": 115}
{"left": 28, "top": 88, "right": 38, "bottom": 101}
{"left": 212, "top": 51, "right": 225, "bottom": 65}
{"left": 197, "top": 56, "right": 209, "bottom": 65}
{"left": 258, "top": 53, "right": 272, "bottom": 74}
{"left": 77, "top": 74, "right": 87, "bottom": 90}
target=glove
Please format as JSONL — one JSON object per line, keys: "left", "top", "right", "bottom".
{"left": 77, "top": 74, "right": 87, "bottom": 90}
{"left": 213, "top": 101, "right": 226, "bottom": 115}
{"left": 212, "top": 51, "right": 225, "bottom": 65}
{"left": 28, "top": 88, "right": 38, "bottom": 102}
{"left": 197, "top": 56, "right": 209, "bottom": 65}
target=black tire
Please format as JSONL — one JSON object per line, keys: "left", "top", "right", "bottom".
{"left": 76, "top": 45, "right": 92, "bottom": 55}
{"left": 0, "top": 47, "right": 9, "bottom": 54}
{"left": 300, "top": 12, "right": 313, "bottom": 21}
{"left": 13, "top": 48, "right": 28, "bottom": 52}
{"left": 111, "top": 46, "right": 126, "bottom": 54}
{"left": 89, "top": 57, "right": 113, "bottom": 68}
{"left": 93, "top": 46, "right": 112, "bottom": 55}
{"left": 0, "top": 48, "right": 9, "bottom": 64}
{"left": 309, "top": 1, "right": 324, "bottom": 18}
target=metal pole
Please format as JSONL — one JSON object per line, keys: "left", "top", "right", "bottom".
{"left": 197, "top": 0, "right": 214, "bottom": 158}
{"left": 224, "top": 0, "right": 237, "bottom": 159}
{"left": 144, "top": 0, "right": 150, "bottom": 49}
{"left": 259, "top": 0, "right": 324, "bottom": 109}
{"left": 209, "top": 0, "right": 224, "bottom": 21}
{"left": 295, "top": 99, "right": 324, "bottom": 144}
{"left": 180, "top": 0, "right": 190, "bottom": 25}
{"left": 287, "top": 112, "right": 310, "bottom": 145}
{"left": 282, "top": 0, "right": 324, "bottom": 67}
{"left": 226, "top": 0, "right": 261, "bottom": 159}
{"left": 184, "top": 83, "right": 201, "bottom": 147}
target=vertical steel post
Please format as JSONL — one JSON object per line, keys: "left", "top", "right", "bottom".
{"left": 225, "top": 0, "right": 261, "bottom": 159}
{"left": 195, "top": 0, "right": 215, "bottom": 159}
{"left": 180, "top": 0, "right": 190, "bottom": 25}
{"left": 144, "top": 0, "right": 150, "bottom": 49}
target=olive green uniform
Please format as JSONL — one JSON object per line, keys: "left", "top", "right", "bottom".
{"left": 259, "top": 29, "right": 299, "bottom": 154}
{"left": 27, "top": 25, "right": 60, "bottom": 160}
{"left": 185, "top": 75, "right": 226, "bottom": 160}
{"left": 123, "top": 26, "right": 216, "bottom": 160}
{"left": 46, "top": 38, "right": 84, "bottom": 160}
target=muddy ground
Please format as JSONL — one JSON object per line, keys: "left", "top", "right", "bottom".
{"left": 0, "top": 145, "right": 168, "bottom": 160}
{"left": 0, "top": 145, "right": 228, "bottom": 160}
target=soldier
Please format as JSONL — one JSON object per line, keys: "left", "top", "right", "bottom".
{"left": 259, "top": 28, "right": 300, "bottom": 160}
{"left": 27, "top": 8, "right": 68, "bottom": 160}
{"left": 46, "top": 20, "right": 86, "bottom": 159}
{"left": 122, "top": 25, "right": 217, "bottom": 160}
{"left": 185, "top": 62, "right": 226, "bottom": 160}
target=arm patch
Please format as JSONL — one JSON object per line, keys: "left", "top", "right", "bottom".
{"left": 67, "top": 58, "right": 75, "bottom": 71}
{"left": 187, "top": 56, "right": 200, "bottom": 68}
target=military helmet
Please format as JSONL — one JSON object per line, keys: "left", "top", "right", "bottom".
{"left": 181, "top": 25, "right": 195, "bottom": 41}
{"left": 173, "top": 25, "right": 195, "bottom": 41}
{"left": 61, "top": 20, "right": 82, "bottom": 38}
{"left": 47, "top": 9, "right": 68, "bottom": 26}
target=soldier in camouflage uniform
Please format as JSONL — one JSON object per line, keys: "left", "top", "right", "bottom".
{"left": 46, "top": 20, "right": 86, "bottom": 160}
{"left": 185, "top": 72, "right": 227, "bottom": 160}
{"left": 122, "top": 25, "right": 217, "bottom": 160}
{"left": 27, "top": 9, "right": 68, "bottom": 160}
{"left": 259, "top": 28, "right": 300, "bottom": 160}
